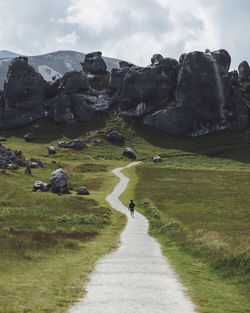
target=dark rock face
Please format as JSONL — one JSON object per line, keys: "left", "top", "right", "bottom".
{"left": 76, "top": 186, "right": 90, "bottom": 195}
{"left": 58, "top": 139, "right": 86, "bottom": 150}
{"left": 106, "top": 130, "right": 124, "bottom": 143}
{"left": 145, "top": 50, "right": 249, "bottom": 136}
{"left": 1, "top": 57, "right": 47, "bottom": 129}
{"left": 81, "top": 51, "right": 107, "bottom": 75}
{"left": 117, "top": 58, "right": 179, "bottom": 117}
{"left": 238, "top": 61, "right": 250, "bottom": 82}
{"left": 123, "top": 147, "right": 137, "bottom": 159}
{"left": 109, "top": 67, "right": 130, "bottom": 95}
{"left": 58, "top": 71, "right": 89, "bottom": 94}
{"left": 48, "top": 70, "right": 110, "bottom": 123}
{"left": 50, "top": 168, "right": 68, "bottom": 194}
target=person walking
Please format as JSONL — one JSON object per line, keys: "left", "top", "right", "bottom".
{"left": 128, "top": 200, "right": 135, "bottom": 218}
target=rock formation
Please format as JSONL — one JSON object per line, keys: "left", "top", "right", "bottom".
{"left": 0, "top": 50, "right": 249, "bottom": 136}
{"left": 81, "top": 51, "right": 107, "bottom": 75}
{"left": 1, "top": 57, "right": 47, "bottom": 129}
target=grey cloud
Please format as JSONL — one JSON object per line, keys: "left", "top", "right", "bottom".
{"left": 0, "top": 0, "right": 249, "bottom": 68}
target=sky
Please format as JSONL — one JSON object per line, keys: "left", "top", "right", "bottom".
{"left": 0, "top": 0, "right": 249, "bottom": 69}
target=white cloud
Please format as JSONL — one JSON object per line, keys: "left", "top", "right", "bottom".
{"left": 56, "top": 31, "right": 79, "bottom": 45}
{"left": 0, "top": 0, "right": 248, "bottom": 68}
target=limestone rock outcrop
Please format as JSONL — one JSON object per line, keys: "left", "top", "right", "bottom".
{"left": 1, "top": 57, "right": 47, "bottom": 129}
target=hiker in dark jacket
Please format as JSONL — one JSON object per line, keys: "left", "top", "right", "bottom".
{"left": 128, "top": 200, "right": 135, "bottom": 218}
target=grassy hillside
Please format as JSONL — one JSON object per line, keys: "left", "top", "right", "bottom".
{"left": 1, "top": 115, "right": 250, "bottom": 313}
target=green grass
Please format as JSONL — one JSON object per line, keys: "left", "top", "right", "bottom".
{"left": 121, "top": 161, "right": 250, "bottom": 313}
{"left": 1, "top": 115, "right": 250, "bottom": 312}
{"left": 0, "top": 118, "right": 132, "bottom": 313}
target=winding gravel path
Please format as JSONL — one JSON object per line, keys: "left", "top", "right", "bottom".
{"left": 68, "top": 162, "right": 197, "bottom": 313}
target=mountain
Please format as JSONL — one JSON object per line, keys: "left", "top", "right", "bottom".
{"left": 0, "top": 50, "right": 121, "bottom": 89}
{"left": 0, "top": 50, "right": 20, "bottom": 59}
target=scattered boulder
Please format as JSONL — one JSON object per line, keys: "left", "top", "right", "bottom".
{"left": 24, "top": 133, "right": 34, "bottom": 142}
{"left": 50, "top": 168, "right": 69, "bottom": 194}
{"left": 153, "top": 155, "right": 162, "bottom": 163}
{"left": 0, "top": 136, "right": 7, "bottom": 142}
{"left": 123, "top": 147, "right": 137, "bottom": 159}
{"left": 106, "top": 130, "right": 124, "bottom": 144}
{"left": 48, "top": 146, "right": 57, "bottom": 155}
{"left": 81, "top": 51, "right": 107, "bottom": 75}
{"left": 25, "top": 158, "right": 44, "bottom": 168}
{"left": 33, "top": 181, "right": 50, "bottom": 192}
{"left": 76, "top": 186, "right": 90, "bottom": 195}
{"left": 94, "top": 139, "right": 101, "bottom": 145}
{"left": 58, "top": 139, "right": 86, "bottom": 150}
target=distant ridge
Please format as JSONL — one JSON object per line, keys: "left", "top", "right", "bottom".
{"left": 0, "top": 50, "right": 20, "bottom": 59}
{"left": 0, "top": 50, "right": 121, "bottom": 89}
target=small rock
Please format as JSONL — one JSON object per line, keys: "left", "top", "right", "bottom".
{"left": 48, "top": 146, "right": 57, "bottom": 155}
{"left": 94, "top": 139, "right": 101, "bottom": 145}
{"left": 0, "top": 136, "right": 7, "bottom": 142}
{"left": 153, "top": 155, "right": 162, "bottom": 163}
{"left": 123, "top": 147, "right": 137, "bottom": 159}
{"left": 50, "top": 168, "right": 69, "bottom": 194}
{"left": 106, "top": 130, "right": 124, "bottom": 144}
{"left": 76, "top": 186, "right": 90, "bottom": 195}
{"left": 24, "top": 133, "right": 34, "bottom": 142}
{"left": 58, "top": 139, "right": 86, "bottom": 150}
{"left": 33, "top": 181, "right": 50, "bottom": 192}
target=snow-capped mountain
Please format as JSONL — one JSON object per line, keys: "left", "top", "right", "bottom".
{"left": 0, "top": 50, "right": 121, "bottom": 89}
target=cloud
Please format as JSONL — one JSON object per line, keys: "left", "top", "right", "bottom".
{"left": 56, "top": 31, "right": 79, "bottom": 45}
{"left": 0, "top": 0, "right": 248, "bottom": 68}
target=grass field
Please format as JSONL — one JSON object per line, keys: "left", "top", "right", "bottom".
{"left": 1, "top": 115, "right": 250, "bottom": 312}
{"left": 121, "top": 131, "right": 250, "bottom": 312}
{"left": 0, "top": 118, "right": 130, "bottom": 313}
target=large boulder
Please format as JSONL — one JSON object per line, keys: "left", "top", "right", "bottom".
{"left": 1, "top": 57, "right": 47, "bottom": 129}
{"left": 145, "top": 49, "right": 248, "bottom": 136}
{"left": 76, "top": 186, "right": 90, "bottom": 195}
{"left": 123, "top": 147, "right": 137, "bottom": 159}
{"left": 58, "top": 71, "right": 89, "bottom": 94}
{"left": 117, "top": 57, "right": 179, "bottom": 117}
{"left": 106, "top": 130, "right": 124, "bottom": 144}
{"left": 238, "top": 61, "right": 250, "bottom": 82}
{"left": 81, "top": 51, "right": 107, "bottom": 75}
{"left": 50, "top": 168, "right": 69, "bottom": 194}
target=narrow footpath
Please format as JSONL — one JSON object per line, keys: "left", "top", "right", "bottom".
{"left": 68, "top": 162, "right": 197, "bottom": 313}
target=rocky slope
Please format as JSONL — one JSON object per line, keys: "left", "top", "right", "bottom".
{"left": 0, "top": 49, "right": 249, "bottom": 136}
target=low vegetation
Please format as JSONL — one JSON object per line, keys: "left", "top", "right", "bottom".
{"left": 1, "top": 115, "right": 250, "bottom": 312}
